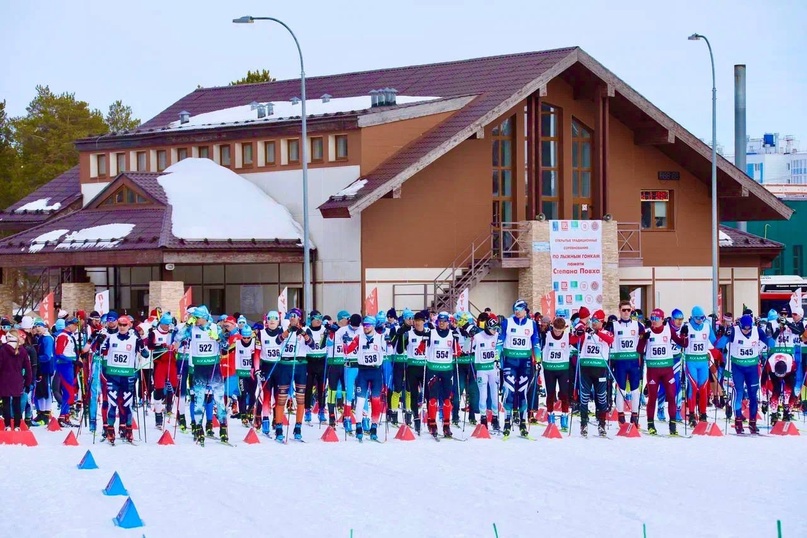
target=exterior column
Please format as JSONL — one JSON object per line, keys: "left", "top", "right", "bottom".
{"left": 0, "top": 269, "right": 12, "bottom": 317}
{"left": 61, "top": 282, "right": 96, "bottom": 315}
{"left": 149, "top": 281, "right": 185, "bottom": 318}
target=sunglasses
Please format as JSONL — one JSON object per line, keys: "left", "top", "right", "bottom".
{"left": 621, "top": 308, "right": 632, "bottom": 312}
{"left": 649, "top": 316, "right": 662, "bottom": 322}
{"left": 694, "top": 316, "right": 706, "bottom": 322}
{"left": 118, "top": 323, "right": 131, "bottom": 328}
{"left": 673, "top": 317, "right": 684, "bottom": 321}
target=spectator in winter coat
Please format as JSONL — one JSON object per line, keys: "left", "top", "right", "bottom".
{"left": 0, "top": 329, "right": 33, "bottom": 430}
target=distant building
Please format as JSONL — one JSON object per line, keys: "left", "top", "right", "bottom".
{"left": 743, "top": 133, "right": 807, "bottom": 185}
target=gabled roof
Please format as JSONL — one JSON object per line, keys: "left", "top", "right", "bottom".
{"left": 719, "top": 225, "right": 784, "bottom": 250}
{"left": 0, "top": 166, "right": 81, "bottom": 229}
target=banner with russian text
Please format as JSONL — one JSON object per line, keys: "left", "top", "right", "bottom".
{"left": 179, "top": 287, "right": 192, "bottom": 320}
{"left": 39, "top": 292, "right": 54, "bottom": 327}
{"left": 455, "top": 288, "right": 469, "bottom": 313}
{"left": 278, "top": 287, "right": 288, "bottom": 315}
{"left": 94, "top": 290, "right": 110, "bottom": 315}
{"left": 549, "top": 220, "right": 603, "bottom": 318}
{"left": 365, "top": 287, "right": 378, "bottom": 315}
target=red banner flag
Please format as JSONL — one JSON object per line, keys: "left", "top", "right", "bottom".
{"left": 539, "top": 291, "right": 556, "bottom": 319}
{"left": 39, "top": 292, "right": 54, "bottom": 327}
{"left": 179, "top": 287, "right": 192, "bottom": 320}
{"left": 364, "top": 287, "right": 378, "bottom": 316}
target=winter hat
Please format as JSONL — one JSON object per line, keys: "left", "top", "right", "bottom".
{"left": 194, "top": 306, "right": 211, "bottom": 321}
{"left": 671, "top": 309, "right": 684, "bottom": 320}
{"left": 349, "top": 314, "right": 362, "bottom": 328}
{"left": 33, "top": 319, "right": 47, "bottom": 328}
{"left": 107, "top": 311, "right": 119, "bottom": 322}
{"left": 402, "top": 308, "right": 414, "bottom": 320}
{"left": 0, "top": 317, "right": 10, "bottom": 328}
{"left": 513, "top": 300, "right": 528, "bottom": 312}
{"left": 337, "top": 310, "right": 350, "bottom": 322}
{"left": 739, "top": 315, "right": 754, "bottom": 329}
{"left": 57, "top": 309, "right": 68, "bottom": 319}
{"left": 66, "top": 317, "right": 79, "bottom": 326}
{"left": 768, "top": 309, "right": 779, "bottom": 322}
{"left": 240, "top": 326, "right": 254, "bottom": 338}
{"left": 386, "top": 308, "right": 397, "bottom": 319}
{"left": 691, "top": 306, "right": 706, "bottom": 319}
{"left": 288, "top": 308, "right": 303, "bottom": 319}
{"left": 437, "top": 311, "right": 450, "bottom": 322}
{"left": 159, "top": 313, "right": 173, "bottom": 326}
{"left": 55, "top": 319, "right": 66, "bottom": 331}
{"left": 237, "top": 315, "right": 248, "bottom": 325}
{"left": 577, "top": 307, "right": 591, "bottom": 320}
{"left": 89, "top": 311, "right": 101, "bottom": 320}
{"left": 375, "top": 311, "right": 386, "bottom": 327}
{"left": 362, "top": 315, "right": 376, "bottom": 326}
{"left": 20, "top": 316, "right": 34, "bottom": 330}
{"left": 414, "top": 311, "right": 427, "bottom": 322}
{"left": 266, "top": 310, "right": 280, "bottom": 321}
{"left": 591, "top": 310, "right": 606, "bottom": 322}
{"left": 650, "top": 308, "right": 664, "bottom": 321}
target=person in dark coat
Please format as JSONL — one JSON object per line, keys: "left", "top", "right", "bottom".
{"left": 0, "top": 329, "right": 34, "bottom": 430}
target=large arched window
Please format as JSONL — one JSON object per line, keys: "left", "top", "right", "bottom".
{"left": 571, "top": 118, "right": 593, "bottom": 220}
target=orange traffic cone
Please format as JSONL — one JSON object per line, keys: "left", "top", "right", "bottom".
{"left": 63, "top": 430, "right": 79, "bottom": 446}
{"left": 471, "top": 423, "right": 491, "bottom": 439}
{"left": 394, "top": 424, "right": 416, "bottom": 441}
{"left": 542, "top": 423, "right": 563, "bottom": 439}
{"left": 706, "top": 423, "right": 723, "bottom": 437}
{"left": 692, "top": 421, "right": 710, "bottom": 436}
{"left": 47, "top": 417, "right": 62, "bottom": 432}
{"left": 157, "top": 430, "right": 175, "bottom": 445}
{"left": 617, "top": 424, "right": 641, "bottom": 438}
{"left": 320, "top": 426, "right": 339, "bottom": 442}
{"left": 243, "top": 428, "right": 261, "bottom": 444}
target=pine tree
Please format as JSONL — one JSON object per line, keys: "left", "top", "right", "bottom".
{"left": 0, "top": 100, "right": 20, "bottom": 209}
{"left": 230, "top": 69, "right": 275, "bottom": 85}
{"left": 105, "top": 100, "right": 140, "bottom": 132}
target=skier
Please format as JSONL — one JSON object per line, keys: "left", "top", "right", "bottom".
{"left": 343, "top": 315, "right": 385, "bottom": 441}
{"left": 233, "top": 325, "right": 257, "bottom": 426}
{"left": 771, "top": 306, "right": 805, "bottom": 412}
{"left": 496, "top": 300, "right": 541, "bottom": 437}
{"left": 325, "top": 310, "right": 350, "bottom": 428}
{"left": 542, "top": 317, "right": 572, "bottom": 431}
{"left": 397, "top": 310, "right": 430, "bottom": 434}
{"left": 99, "top": 315, "right": 148, "bottom": 444}
{"left": 303, "top": 310, "right": 328, "bottom": 424}
{"left": 274, "top": 308, "right": 312, "bottom": 441}
{"left": 0, "top": 329, "right": 33, "bottom": 430}
{"left": 53, "top": 318, "right": 80, "bottom": 427}
{"left": 32, "top": 319, "right": 54, "bottom": 425}
{"left": 472, "top": 315, "right": 500, "bottom": 432}
{"left": 387, "top": 309, "right": 412, "bottom": 426}
{"left": 572, "top": 308, "right": 614, "bottom": 437}
{"left": 336, "top": 314, "right": 363, "bottom": 435}
{"left": 656, "top": 309, "right": 685, "bottom": 422}
{"left": 423, "top": 311, "right": 458, "bottom": 438}
{"left": 610, "top": 300, "right": 644, "bottom": 426}
{"left": 147, "top": 312, "right": 175, "bottom": 431}
{"left": 639, "top": 309, "right": 687, "bottom": 435}
{"left": 255, "top": 311, "right": 284, "bottom": 436}
{"left": 682, "top": 306, "right": 717, "bottom": 427}
{"left": 768, "top": 308, "right": 804, "bottom": 423}
{"left": 453, "top": 311, "right": 479, "bottom": 427}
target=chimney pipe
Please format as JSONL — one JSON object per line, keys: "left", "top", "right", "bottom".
{"left": 735, "top": 65, "right": 747, "bottom": 232}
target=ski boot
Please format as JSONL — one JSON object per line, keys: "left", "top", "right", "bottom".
{"left": 630, "top": 412, "right": 640, "bottom": 426}
{"left": 502, "top": 418, "right": 512, "bottom": 438}
{"left": 548, "top": 413, "right": 556, "bottom": 424}
{"left": 328, "top": 414, "right": 336, "bottom": 428}
{"left": 219, "top": 425, "right": 229, "bottom": 443}
{"left": 669, "top": 420, "right": 678, "bottom": 437}
{"left": 688, "top": 413, "right": 697, "bottom": 429}
{"left": 560, "top": 413, "right": 569, "bottom": 432}
{"left": 491, "top": 416, "right": 501, "bottom": 434}
{"left": 386, "top": 409, "right": 394, "bottom": 424}
{"left": 443, "top": 424, "right": 454, "bottom": 439}
{"left": 597, "top": 422, "right": 607, "bottom": 438}
{"left": 370, "top": 424, "right": 379, "bottom": 441}
{"left": 468, "top": 413, "right": 477, "bottom": 426}
{"left": 123, "top": 426, "right": 134, "bottom": 444}
{"left": 452, "top": 416, "right": 461, "bottom": 427}
{"left": 734, "top": 417, "right": 744, "bottom": 435}
{"left": 770, "top": 411, "right": 779, "bottom": 425}
{"left": 361, "top": 417, "right": 371, "bottom": 432}
{"left": 748, "top": 420, "right": 759, "bottom": 435}
{"left": 318, "top": 409, "right": 327, "bottom": 424}
{"left": 119, "top": 426, "right": 126, "bottom": 439}
{"left": 261, "top": 418, "right": 272, "bottom": 436}
{"left": 343, "top": 417, "right": 354, "bottom": 436}
{"left": 414, "top": 417, "right": 422, "bottom": 436}
{"left": 58, "top": 414, "right": 76, "bottom": 428}
{"left": 178, "top": 414, "right": 187, "bottom": 432}
{"left": 293, "top": 424, "right": 302, "bottom": 441}
{"left": 519, "top": 422, "right": 530, "bottom": 438}
{"left": 528, "top": 412, "right": 539, "bottom": 425}
{"left": 404, "top": 411, "right": 412, "bottom": 426}
{"left": 241, "top": 414, "right": 250, "bottom": 427}
{"left": 104, "top": 425, "right": 116, "bottom": 446}
{"left": 205, "top": 421, "right": 214, "bottom": 438}
{"left": 155, "top": 412, "right": 164, "bottom": 430}
{"left": 725, "top": 405, "right": 733, "bottom": 420}
{"left": 647, "top": 420, "right": 657, "bottom": 436}
{"left": 428, "top": 423, "right": 439, "bottom": 439}
{"left": 761, "top": 401, "right": 769, "bottom": 414}
{"left": 699, "top": 412, "right": 708, "bottom": 423}
{"left": 304, "top": 409, "right": 312, "bottom": 424}
{"left": 617, "top": 412, "right": 626, "bottom": 425}
{"left": 480, "top": 415, "right": 489, "bottom": 430}
{"left": 356, "top": 424, "right": 364, "bottom": 442}
{"left": 783, "top": 408, "right": 793, "bottom": 422}
{"left": 657, "top": 407, "right": 666, "bottom": 422}
{"left": 274, "top": 425, "right": 285, "bottom": 443}
{"left": 580, "top": 420, "right": 588, "bottom": 438}
{"left": 390, "top": 411, "right": 399, "bottom": 426}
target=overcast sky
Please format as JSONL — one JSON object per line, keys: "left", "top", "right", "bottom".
{"left": 2, "top": 0, "right": 805, "bottom": 154}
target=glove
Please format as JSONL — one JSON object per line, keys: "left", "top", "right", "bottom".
{"left": 296, "top": 327, "right": 305, "bottom": 336}
{"left": 575, "top": 328, "right": 585, "bottom": 337}
{"left": 585, "top": 327, "right": 594, "bottom": 334}
{"left": 342, "top": 333, "right": 352, "bottom": 344}
{"left": 641, "top": 331, "right": 651, "bottom": 341}
{"left": 680, "top": 325, "right": 689, "bottom": 337}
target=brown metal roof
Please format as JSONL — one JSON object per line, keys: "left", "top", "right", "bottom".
{"left": 0, "top": 166, "right": 81, "bottom": 229}
{"left": 719, "top": 225, "right": 783, "bottom": 250}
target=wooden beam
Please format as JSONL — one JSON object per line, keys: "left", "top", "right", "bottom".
{"left": 472, "top": 128, "right": 484, "bottom": 139}
{"left": 392, "top": 186, "right": 402, "bottom": 199}
{"left": 634, "top": 128, "right": 675, "bottom": 146}
{"left": 538, "top": 84, "right": 547, "bottom": 97}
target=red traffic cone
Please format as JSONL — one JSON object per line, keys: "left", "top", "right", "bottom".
{"left": 320, "top": 426, "right": 339, "bottom": 442}
{"left": 279, "top": 413, "right": 289, "bottom": 426}
{"left": 131, "top": 417, "right": 138, "bottom": 430}
{"left": 471, "top": 423, "right": 491, "bottom": 439}
{"left": 534, "top": 408, "right": 548, "bottom": 423}
{"left": 212, "top": 415, "right": 221, "bottom": 428}
{"left": 18, "top": 420, "right": 29, "bottom": 431}
{"left": 692, "top": 421, "right": 710, "bottom": 436}
{"left": 243, "top": 428, "right": 261, "bottom": 444}
{"left": 542, "top": 423, "right": 563, "bottom": 439}
{"left": 784, "top": 422, "right": 800, "bottom": 436}
{"left": 486, "top": 410, "right": 493, "bottom": 423}
{"left": 617, "top": 424, "right": 641, "bottom": 438}
{"left": 0, "top": 430, "right": 37, "bottom": 446}
{"left": 0, "top": 418, "right": 4, "bottom": 429}
{"left": 606, "top": 409, "right": 620, "bottom": 422}
{"left": 48, "top": 417, "right": 62, "bottom": 432}
{"left": 617, "top": 422, "right": 630, "bottom": 436}
{"left": 770, "top": 421, "right": 786, "bottom": 435}
{"left": 706, "top": 423, "right": 724, "bottom": 437}
{"left": 63, "top": 430, "right": 79, "bottom": 446}
{"left": 312, "top": 402, "right": 320, "bottom": 415}
{"left": 157, "top": 430, "right": 175, "bottom": 445}
{"left": 394, "top": 424, "right": 416, "bottom": 441}
{"left": 553, "top": 401, "right": 563, "bottom": 411}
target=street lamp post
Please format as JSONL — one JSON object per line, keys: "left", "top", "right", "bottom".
{"left": 234, "top": 15, "right": 312, "bottom": 315}
{"left": 689, "top": 33, "right": 719, "bottom": 318}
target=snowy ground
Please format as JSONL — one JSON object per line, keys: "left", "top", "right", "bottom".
{"left": 1, "top": 413, "right": 805, "bottom": 538}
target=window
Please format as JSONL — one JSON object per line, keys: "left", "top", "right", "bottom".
{"left": 177, "top": 148, "right": 188, "bottom": 161}
{"left": 640, "top": 190, "right": 673, "bottom": 230}
{"left": 136, "top": 151, "right": 147, "bottom": 172}
{"left": 571, "top": 119, "right": 593, "bottom": 220}
{"left": 220, "top": 145, "right": 231, "bottom": 166}
{"left": 242, "top": 143, "right": 253, "bottom": 166}
{"left": 540, "top": 103, "right": 561, "bottom": 219}
{"left": 288, "top": 139, "right": 300, "bottom": 163}
{"left": 96, "top": 154, "right": 107, "bottom": 177}
{"left": 492, "top": 115, "right": 515, "bottom": 253}
{"left": 116, "top": 153, "right": 126, "bottom": 173}
{"left": 310, "top": 137, "right": 324, "bottom": 162}
{"left": 794, "top": 245, "right": 804, "bottom": 276}
{"left": 198, "top": 146, "right": 210, "bottom": 159}
{"left": 335, "top": 135, "right": 348, "bottom": 160}
{"left": 157, "top": 150, "right": 167, "bottom": 172}
{"left": 101, "top": 186, "right": 149, "bottom": 206}
{"left": 771, "top": 253, "right": 784, "bottom": 275}
{"left": 265, "top": 141, "right": 276, "bottom": 165}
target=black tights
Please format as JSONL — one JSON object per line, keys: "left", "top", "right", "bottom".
{"left": 1, "top": 396, "right": 23, "bottom": 427}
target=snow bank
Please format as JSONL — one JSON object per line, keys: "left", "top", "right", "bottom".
{"left": 14, "top": 198, "right": 62, "bottom": 212}
{"left": 54, "top": 223, "right": 136, "bottom": 250}
{"left": 166, "top": 96, "right": 440, "bottom": 131}
{"left": 28, "top": 229, "right": 69, "bottom": 253}
{"left": 719, "top": 230, "right": 734, "bottom": 247}
{"left": 160, "top": 158, "right": 305, "bottom": 242}
{"left": 333, "top": 179, "right": 367, "bottom": 198}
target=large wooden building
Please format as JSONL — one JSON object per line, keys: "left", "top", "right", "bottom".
{"left": 0, "top": 47, "right": 790, "bottom": 318}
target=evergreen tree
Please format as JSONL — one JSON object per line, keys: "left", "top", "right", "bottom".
{"left": 105, "top": 99, "right": 140, "bottom": 132}
{"left": 230, "top": 69, "right": 275, "bottom": 85}
{"left": 0, "top": 100, "right": 20, "bottom": 209}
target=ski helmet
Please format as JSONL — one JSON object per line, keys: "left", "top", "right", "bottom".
{"left": 513, "top": 300, "right": 528, "bottom": 312}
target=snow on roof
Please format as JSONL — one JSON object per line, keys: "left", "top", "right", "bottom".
{"left": 159, "top": 158, "right": 306, "bottom": 243}
{"left": 333, "top": 179, "right": 367, "bottom": 198}
{"left": 166, "top": 96, "right": 439, "bottom": 132}
{"left": 719, "top": 230, "right": 734, "bottom": 247}
{"left": 28, "top": 229, "right": 70, "bottom": 253}
{"left": 14, "top": 198, "right": 62, "bottom": 213}
{"left": 54, "top": 223, "right": 136, "bottom": 250}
